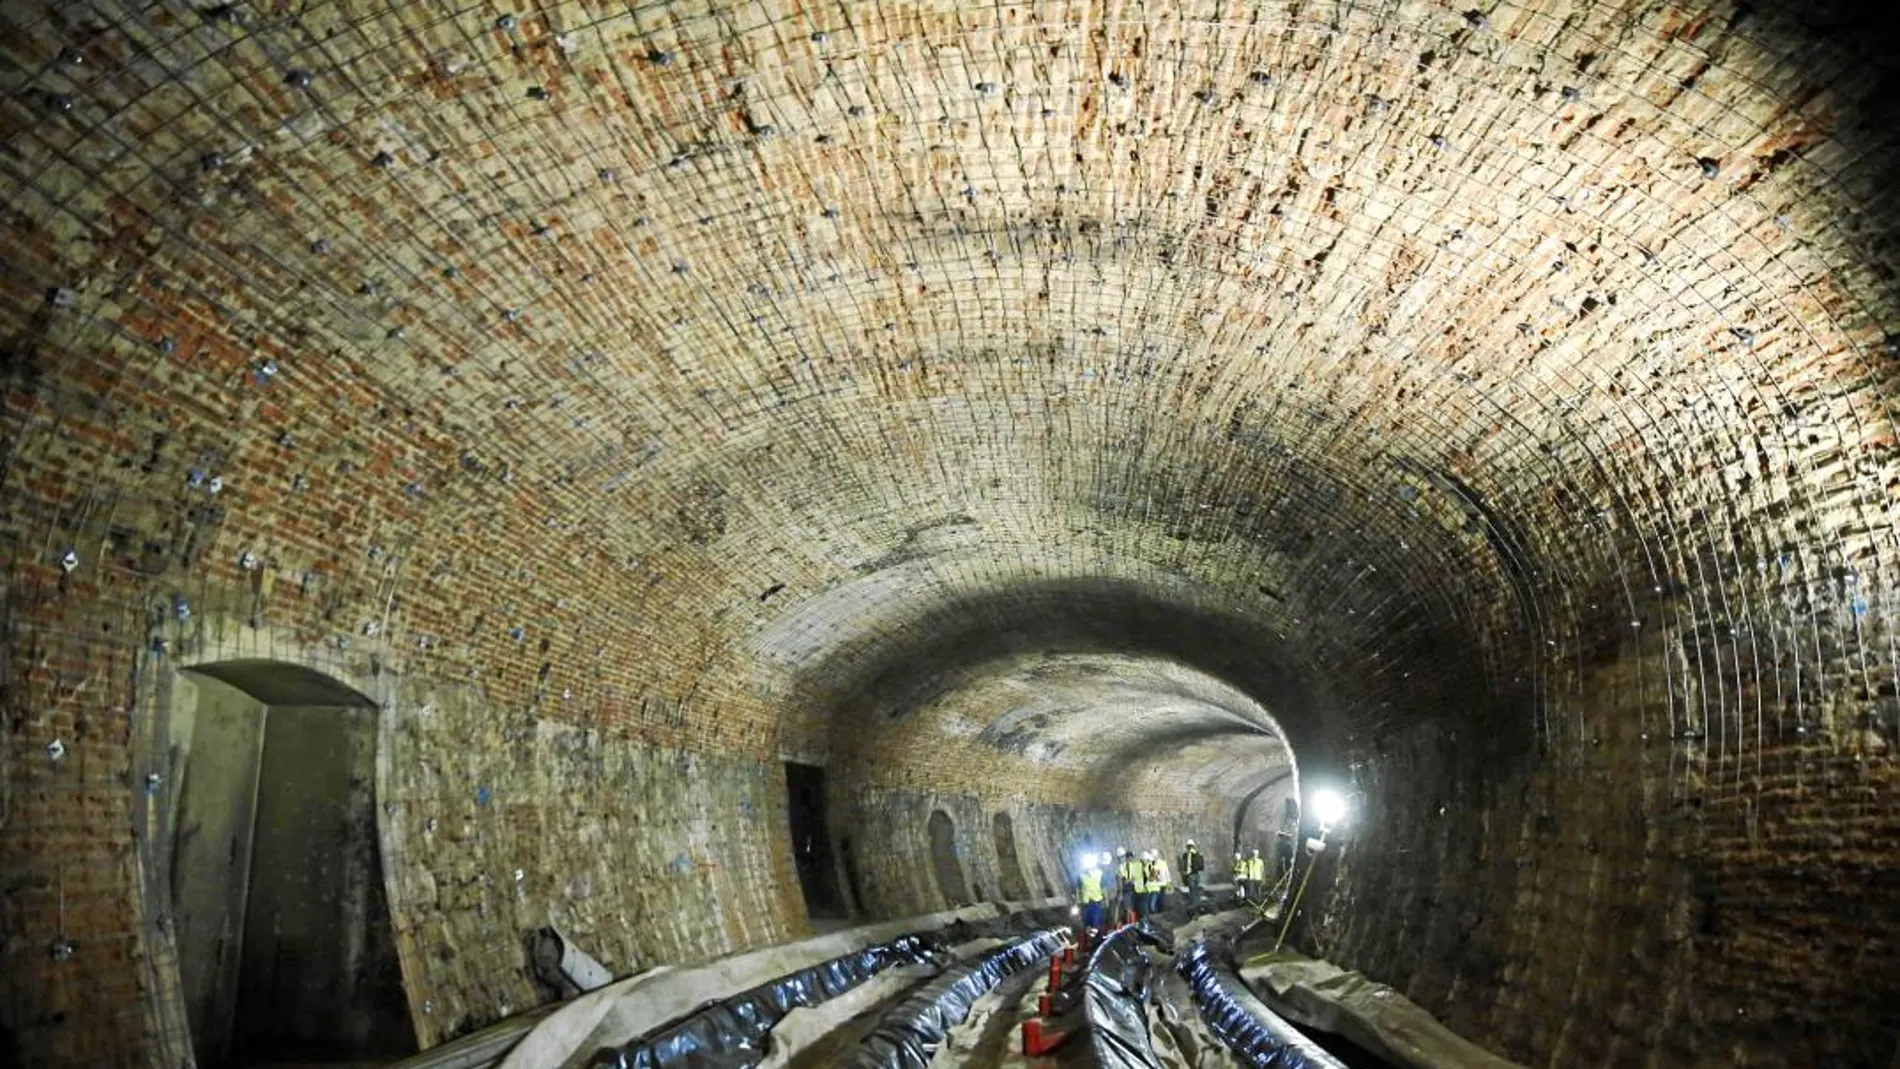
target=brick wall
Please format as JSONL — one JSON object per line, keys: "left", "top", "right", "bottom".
{"left": 4, "top": 1, "right": 1900, "bottom": 1067}
{"left": 1323, "top": 595, "right": 1900, "bottom": 1067}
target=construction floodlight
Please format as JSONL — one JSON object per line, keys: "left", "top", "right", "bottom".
{"left": 1311, "top": 787, "right": 1349, "bottom": 831}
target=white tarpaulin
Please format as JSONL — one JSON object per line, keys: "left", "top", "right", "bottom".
{"left": 1240, "top": 953, "right": 1527, "bottom": 1069}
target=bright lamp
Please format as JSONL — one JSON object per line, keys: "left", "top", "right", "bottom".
{"left": 1274, "top": 786, "right": 1351, "bottom": 954}
{"left": 1311, "top": 788, "right": 1349, "bottom": 829}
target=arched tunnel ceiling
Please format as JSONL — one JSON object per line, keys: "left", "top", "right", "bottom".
{"left": 5, "top": 0, "right": 1900, "bottom": 809}
{"left": 855, "top": 650, "right": 1294, "bottom": 801}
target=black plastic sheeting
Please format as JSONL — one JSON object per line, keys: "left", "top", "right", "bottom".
{"left": 589, "top": 934, "right": 946, "bottom": 1069}
{"left": 1082, "top": 923, "right": 1172, "bottom": 1069}
{"left": 1176, "top": 941, "right": 1348, "bottom": 1069}
{"left": 842, "top": 928, "right": 1069, "bottom": 1069}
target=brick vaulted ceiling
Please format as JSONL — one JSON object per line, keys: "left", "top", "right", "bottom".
{"left": 3, "top": 0, "right": 1900, "bottom": 1066}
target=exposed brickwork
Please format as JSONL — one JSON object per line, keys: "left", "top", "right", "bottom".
{"left": 1328, "top": 645, "right": 1900, "bottom": 1069}
{"left": 3, "top": 0, "right": 1900, "bottom": 1067}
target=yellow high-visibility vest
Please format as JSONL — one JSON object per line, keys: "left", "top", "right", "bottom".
{"left": 1152, "top": 859, "right": 1171, "bottom": 887}
{"left": 1118, "top": 858, "right": 1140, "bottom": 887}
{"left": 1246, "top": 857, "right": 1266, "bottom": 881}
{"left": 1079, "top": 870, "right": 1105, "bottom": 903}
{"left": 1232, "top": 858, "right": 1247, "bottom": 878}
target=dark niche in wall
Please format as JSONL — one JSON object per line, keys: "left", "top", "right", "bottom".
{"left": 927, "top": 809, "right": 971, "bottom": 906}
{"left": 170, "top": 661, "right": 414, "bottom": 1069}
{"left": 784, "top": 762, "right": 848, "bottom": 919}
{"left": 992, "top": 812, "right": 1030, "bottom": 900}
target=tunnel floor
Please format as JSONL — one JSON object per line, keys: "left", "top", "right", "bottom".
{"left": 477, "top": 899, "right": 1418, "bottom": 1069}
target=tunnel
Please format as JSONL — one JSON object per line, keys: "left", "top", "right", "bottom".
{"left": 1, "top": 0, "right": 1898, "bottom": 1067}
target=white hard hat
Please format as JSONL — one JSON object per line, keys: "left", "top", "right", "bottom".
{"left": 1185, "top": 838, "right": 1196, "bottom": 846}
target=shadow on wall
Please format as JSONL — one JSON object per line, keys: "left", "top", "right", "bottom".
{"left": 838, "top": 834, "right": 867, "bottom": 915}
{"left": 166, "top": 661, "right": 413, "bottom": 1069}
{"left": 1034, "top": 862, "right": 1055, "bottom": 898}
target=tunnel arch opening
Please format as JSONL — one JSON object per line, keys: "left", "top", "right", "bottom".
{"left": 778, "top": 578, "right": 1341, "bottom": 791}
{"left": 165, "top": 661, "right": 412, "bottom": 1069}
{"left": 770, "top": 574, "right": 1312, "bottom": 923}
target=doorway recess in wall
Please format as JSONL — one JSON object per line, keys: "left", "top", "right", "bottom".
{"left": 168, "top": 660, "right": 413, "bottom": 1069}
{"left": 784, "top": 762, "right": 848, "bottom": 919}
{"left": 991, "top": 813, "right": 1030, "bottom": 900}
{"left": 927, "top": 809, "right": 971, "bottom": 906}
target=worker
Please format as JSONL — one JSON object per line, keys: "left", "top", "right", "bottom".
{"left": 1116, "top": 847, "right": 1140, "bottom": 923}
{"left": 1180, "top": 839, "right": 1205, "bottom": 906}
{"left": 1246, "top": 848, "right": 1267, "bottom": 899}
{"left": 1130, "top": 849, "right": 1155, "bottom": 920}
{"left": 1148, "top": 850, "right": 1171, "bottom": 916}
{"left": 1075, "top": 853, "right": 1108, "bottom": 932}
{"left": 1233, "top": 852, "right": 1250, "bottom": 901}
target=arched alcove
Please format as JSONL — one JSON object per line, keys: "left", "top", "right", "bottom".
{"left": 991, "top": 813, "right": 1030, "bottom": 901}
{"left": 167, "top": 661, "right": 412, "bottom": 1068}
{"left": 926, "top": 810, "right": 970, "bottom": 906}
